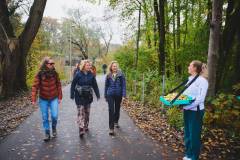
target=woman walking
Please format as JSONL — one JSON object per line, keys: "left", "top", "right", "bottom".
{"left": 70, "top": 60, "right": 100, "bottom": 138}
{"left": 182, "top": 60, "right": 208, "bottom": 160}
{"left": 104, "top": 61, "right": 126, "bottom": 135}
{"left": 32, "top": 57, "right": 62, "bottom": 142}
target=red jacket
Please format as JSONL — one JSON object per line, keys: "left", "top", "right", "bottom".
{"left": 31, "top": 72, "right": 62, "bottom": 102}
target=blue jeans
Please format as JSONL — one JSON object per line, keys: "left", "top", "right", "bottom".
{"left": 39, "top": 98, "right": 59, "bottom": 133}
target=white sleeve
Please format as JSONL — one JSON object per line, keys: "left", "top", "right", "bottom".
{"left": 184, "top": 79, "right": 208, "bottom": 110}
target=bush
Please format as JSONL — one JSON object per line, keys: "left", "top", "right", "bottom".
{"left": 166, "top": 107, "right": 184, "bottom": 130}
{"left": 204, "top": 93, "right": 240, "bottom": 137}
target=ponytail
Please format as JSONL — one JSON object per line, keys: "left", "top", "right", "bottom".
{"left": 201, "top": 63, "right": 208, "bottom": 80}
{"left": 192, "top": 60, "right": 208, "bottom": 80}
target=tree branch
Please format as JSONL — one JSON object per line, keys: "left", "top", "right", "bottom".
{"left": 19, "top": 0, "right": 47, "bottom": 55}
{"left": 0, "top": 0, "right": 15, "bottom": 38}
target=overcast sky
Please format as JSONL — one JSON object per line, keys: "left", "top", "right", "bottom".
{"left": 43, "top": 0, "right": 125, "bottom": 44}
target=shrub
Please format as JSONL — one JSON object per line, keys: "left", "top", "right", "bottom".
{"left": 204, "top": 93, "right": 240, "bottom": 137}
{"left": 166, "top": 107, "right": 184, "bottom": 130}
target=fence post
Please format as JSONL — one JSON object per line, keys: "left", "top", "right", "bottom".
{"left": 142, "top": 73, "right": 145, "bottom": 103}
{"left": 134, "top": 72, "right": 137, "bottom": 95}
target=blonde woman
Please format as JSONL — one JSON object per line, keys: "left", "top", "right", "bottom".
{"left": 182, "top": 60, "right": 208, "bottom": 160}
{"left": 32, "top": 57, "right": 62, "bottom": 142}
{"left": 70, "top": 60, "right": 100, "bottom": 138}
{"left": 104, "top": 61, "right": 126, "bottom": 135}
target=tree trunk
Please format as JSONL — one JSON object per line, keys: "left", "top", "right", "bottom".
{"left": 153, "top": 12, "right": 157, "bottom": 48}
{"left": 0, "top": 39, "right": 21, "bottom": 97}
{"left": 217, "top": 0, "right": 240, "bottom": 91}
{"left": 159, "top": 0, "right": 165, "bottom": 75}
{"left": 154, "top": 0, "right": 166, "bottom": 94}
{"left": 142, "top": 0, "right": 151, "bottom": 48}
{"left": 234, "top": 30, "right": 240, "bottom": 84}
{"left": 183, "top": 0, "right": 188, "bottom": 46}
{"left": 0, "top": 0, "right": 47, "bottom": 98}
{"left": 16, "top": 0, "right": 47, "bottom": 91}
{"left": 172, "top": 0, "right": 177, "bottom": 72}
{"left": 135, "top": 3, "right": 141, "bottom": 69}
{"left": 176, "top": 0, "right": 181, "bottom": 48}
{"left": 207, "top": 0, "right": 223, "bottom": 96}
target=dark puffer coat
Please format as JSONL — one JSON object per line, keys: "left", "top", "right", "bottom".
{"left": 71, "top": 71, "right": 100, "bottom": 105}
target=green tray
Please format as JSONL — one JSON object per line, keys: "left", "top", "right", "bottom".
{"left": 159, "top": 95, "right": 193, "bottom": 106}
{"left": 237, "top": 96, "right": 240, "bottom": 100}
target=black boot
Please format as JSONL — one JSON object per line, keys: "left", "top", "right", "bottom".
{"left": 109, "top": 129, "right": 115, "bottom": 136}
{"left": 79, "top": 128, "right": 84, "bottom": 138}
{"left": 52, "top": 128, "right": 57, "bottom": 138}
{"left": 44, "top": 130, "right": 50, "bottom": 142}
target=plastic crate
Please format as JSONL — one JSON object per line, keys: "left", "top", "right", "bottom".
{"left": 159, "top": 95, "right": 194, "bottom": 106}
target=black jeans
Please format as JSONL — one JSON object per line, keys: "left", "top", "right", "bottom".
{"left": 107, "top": 95, "right": 122, "bottom": 129}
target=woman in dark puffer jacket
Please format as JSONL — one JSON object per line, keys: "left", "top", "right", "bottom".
{"left": 71, "top": 60, "right": 100, "bottom": 138}
{"left": 104, "top": 61, "right": 126, "bottom": 136}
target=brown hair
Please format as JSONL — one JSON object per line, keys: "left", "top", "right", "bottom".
{"left": 192, "top": 60, "right": 208, "bottom": 79}
{"left": 40, "top": 56, "right": 51, "bottom": 71}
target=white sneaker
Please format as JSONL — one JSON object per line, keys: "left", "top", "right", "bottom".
{"left": 183, "top": 156, "right": 191, "bottom": 160}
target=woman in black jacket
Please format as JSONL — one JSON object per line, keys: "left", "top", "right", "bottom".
{"left": 70, "top": 60, "right": 100, "bottom": 138}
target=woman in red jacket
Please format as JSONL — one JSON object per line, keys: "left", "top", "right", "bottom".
{"left": 32, "top": 57, "right": 62, "bottom": 142}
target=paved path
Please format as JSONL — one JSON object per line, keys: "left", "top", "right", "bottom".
{"left": 0, "top": 75, "right": 180, "bottom": 160}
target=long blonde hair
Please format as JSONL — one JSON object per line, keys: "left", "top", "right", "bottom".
{"left": 80, "top": 60, "right": 91, "bottom": 71}
{"left": 108, "top": 61, "right": 119, "bottom": 74}
{"left": 192, "top": 60, "right": 208, "bottom": 79}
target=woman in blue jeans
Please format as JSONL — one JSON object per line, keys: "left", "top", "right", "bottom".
{"left": 32, "top": 57, "right": 62, "bottom": 141}
{"left": 182, "top": 60, "right": 208, "bottom": 160}
{"left": 104, "top": 61, "right": 126, "bottom": 135}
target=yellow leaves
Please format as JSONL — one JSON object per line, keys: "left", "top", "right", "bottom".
{"left": 164, "top": 93, "right": 188, "bottom": 101}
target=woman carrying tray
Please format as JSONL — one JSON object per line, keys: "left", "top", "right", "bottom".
{"left": 182, "top": 60, "right": 208, "bottom": 160}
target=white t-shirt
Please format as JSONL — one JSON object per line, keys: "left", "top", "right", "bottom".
{"left": 183, "top": 75, "right": 209, "bottom": 111}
